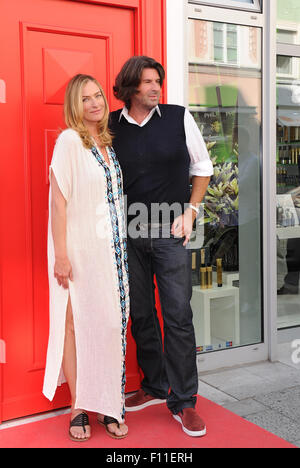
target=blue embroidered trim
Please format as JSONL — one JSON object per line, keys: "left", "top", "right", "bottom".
{"left": 91, "top": 146, "right": 129, "bottom": 420}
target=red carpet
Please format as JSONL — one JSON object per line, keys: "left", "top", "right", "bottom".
{"left": 0, "top": 397, "right": 296, "bottom": 449}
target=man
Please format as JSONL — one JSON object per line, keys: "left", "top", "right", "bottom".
{"left": 110, "top": 56, "right": 213, "bottom": 437}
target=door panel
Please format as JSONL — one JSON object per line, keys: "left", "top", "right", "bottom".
{"left": 26, "top": 28, "right": 110, "bottom": 371}
{"left": 0, "top": 0, "right": 165, "bottom": 423}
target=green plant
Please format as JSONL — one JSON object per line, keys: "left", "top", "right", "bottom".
{"left": 203, "top": 152, "right": 239, "bottom": 227}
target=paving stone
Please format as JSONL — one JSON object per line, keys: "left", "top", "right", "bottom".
{"left": 244, "top": 362, "right": 300, "bottom": 383}
{"left": 219, "top": 378, "right": 290, "bottom": 400}
{"left": 245, "top": 409, "right": 300, "bottom": 444}
{"left": 223, "top": 398, "right": 267, "bottom": 417}
{"left": 200, "top": 368, "right": 263, "bottom": 391}
{"left": 199, "top": 363, "right": 299, "bottom": 400}
{"left": 199, "top": 360, "right": 300, "bottom": 446}
{"left": 198, "top": 380, "right": 237, "bottom": 406}
{"left": 243, "top": 362, "right": 300, "bottom": 393}
{"left": 254, "top": 386, "right": 300, "bottom": 423}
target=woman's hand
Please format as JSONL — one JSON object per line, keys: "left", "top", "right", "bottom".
{"left": 54, "top": 256, "right": 73, "bottom": 289}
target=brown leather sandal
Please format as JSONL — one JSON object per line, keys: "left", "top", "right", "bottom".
{"left": 69, "top": 412, "right": 90, "bottom": 442}
{"left": 97, "top": 415, "right": 128, "bottom": 439}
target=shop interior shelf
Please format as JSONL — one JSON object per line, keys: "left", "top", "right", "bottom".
{"left": 191, "top": 283, "right": 240, "bottom": 349}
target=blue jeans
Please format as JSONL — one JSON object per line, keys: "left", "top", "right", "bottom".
{"left": 127, "top": 226, "right": 198, "bottom": 414}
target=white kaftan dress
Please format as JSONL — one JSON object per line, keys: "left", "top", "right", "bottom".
{"left": 43, "top": 129, "right": 129, "bottom": 423}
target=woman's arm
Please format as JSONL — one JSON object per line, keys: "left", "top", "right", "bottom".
{"left": 51, "top": 172, "right": 73, "bottom": 289}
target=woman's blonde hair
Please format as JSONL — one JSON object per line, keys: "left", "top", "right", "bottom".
{"left": 64, "top": 74, "right": 112, "bottom": 148}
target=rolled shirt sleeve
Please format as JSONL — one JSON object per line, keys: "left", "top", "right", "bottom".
{"left": 185, "top": 109, "right": 214, "bottom": 177}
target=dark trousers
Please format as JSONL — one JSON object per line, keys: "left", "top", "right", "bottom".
{"left": 127, "top": 228, "right": 198, "bottom": 414}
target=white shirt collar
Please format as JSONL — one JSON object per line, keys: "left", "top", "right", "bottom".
{"left": 119, "top": 105, "right": 161, "bottom": 127}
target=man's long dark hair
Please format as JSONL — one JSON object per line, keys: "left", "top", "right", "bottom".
{"left": 113, "top": 56, "right": 165, "bottom": 110}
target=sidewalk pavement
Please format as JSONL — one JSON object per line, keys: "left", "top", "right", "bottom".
{"left": 197, "top": 343, "right": 300, "bottom": 447}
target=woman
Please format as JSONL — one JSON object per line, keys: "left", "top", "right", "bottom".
{"left": 42, "top": 74, "right": 130, "bottom": 442}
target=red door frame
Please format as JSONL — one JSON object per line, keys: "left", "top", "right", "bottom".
{"left": 0, "top": 230, "right": 3, "bottom": 424}
{"left": 78, "top": 0, "right": 168, "bottom": 100}
{"left": 0, "top": 0, "right": 166, "bottom": 423}
{"left": 0, "top": 74, "right": 5, "bottom": 424}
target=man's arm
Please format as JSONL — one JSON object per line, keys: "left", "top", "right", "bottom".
{"left": 171, "top": 108, "right": 213, "bottom": 246}
{"left": 189, "top": 175, "right": 211, "bottom": 213}
{"left": 185, "top": 109, "right": 214, "bottom": 179}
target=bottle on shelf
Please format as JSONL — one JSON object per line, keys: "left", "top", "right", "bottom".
{"left": 216, "top": 258, "right": 223, "bottom": 288}
{"left": 200, "top": 248, "right": 207, "bottom": 290}
{"left": 207, "top": 263, "right": 212, "bottom": 289}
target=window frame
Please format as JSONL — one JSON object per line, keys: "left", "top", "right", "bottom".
{"left": 213, "top": 22, "right": 239, "bottom": 66}
{"left": 188, "top": 13, "right": 265, "bottom": 354}
{"left": 188, "top": 0, "right": 262, "bottom": 13}
{"left": 276, "top": 55, "right": 296, "bottom": 79}
{"left": 168, "top": 0, "right": 277, "bottom": 368}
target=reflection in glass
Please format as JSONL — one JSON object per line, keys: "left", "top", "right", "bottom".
{"left": 276, "top": 56, "right": 300, "bottom": 329}
{"left": 277, "top": 56, "right": 293, "bottom": 76}
{"left": 277, "top": 0, "right": 300, "bottom": 46}
{"left": 213, "top": 23, "right": 238, "bottom": 64}
{"left": 188, "top": 19, "right": 262, "bottom": 353}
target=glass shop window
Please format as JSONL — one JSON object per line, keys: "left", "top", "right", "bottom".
{"left": 188, "top": 19, "right": 263, "bottom": 354}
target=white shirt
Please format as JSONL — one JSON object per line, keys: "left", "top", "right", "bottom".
{"left": 119, "top": 106, "right": 214, "bottom": 177}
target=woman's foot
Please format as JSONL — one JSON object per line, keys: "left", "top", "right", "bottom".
{"left": 69, "top": 410, "right": 91, "bottom": 442}
{"left": 97, "top": 413, "right": 128, "bottom": 438}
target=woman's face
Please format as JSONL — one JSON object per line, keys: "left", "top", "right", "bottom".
{"left": 81, "top": 80, "right": 106, "bottom": 126}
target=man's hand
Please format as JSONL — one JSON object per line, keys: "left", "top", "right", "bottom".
{"left": 172, "top": 175, "right": 211, "bottom": 246}
{"left": 171, "top": 208, "right": 196, "bottom": 247}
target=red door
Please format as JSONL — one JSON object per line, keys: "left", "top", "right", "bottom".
{"left": 0, "top": 0, "right": 166, "bottom": 422}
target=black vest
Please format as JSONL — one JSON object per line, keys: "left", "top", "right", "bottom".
{"left": 109, "top": 104, "right": 190, "bottom": 222}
